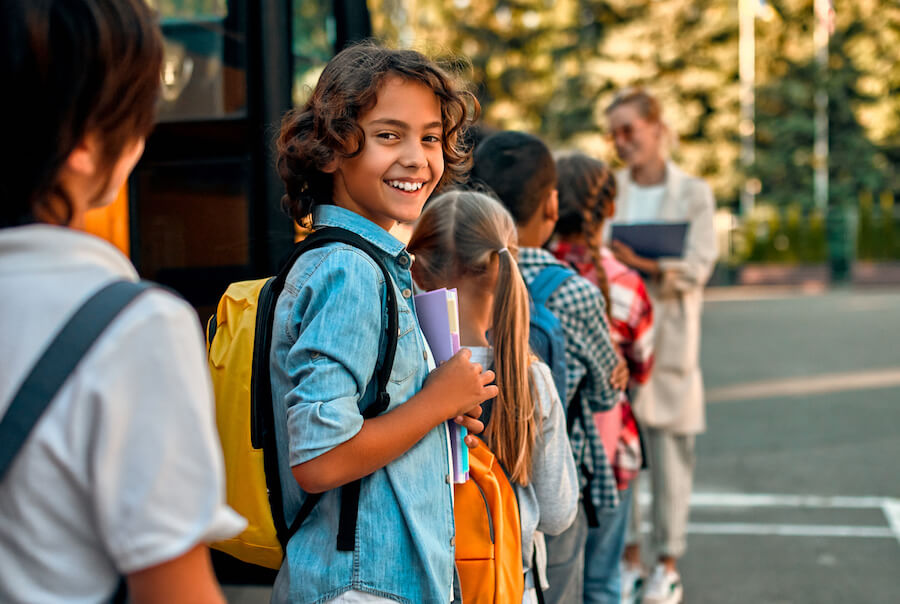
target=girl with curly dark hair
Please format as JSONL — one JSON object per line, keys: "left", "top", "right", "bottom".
{"left": 269, "top": 43, "right": 496, "bottom": 604}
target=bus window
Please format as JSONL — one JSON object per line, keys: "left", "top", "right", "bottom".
{"left": 292, "top": 0, "right": 336, "bottom": 107}
{"left": 148, "top": 0, "right": 247, "bottom": 122}
{"left": 130, "top": 157, "right": 252, "bottom": 308}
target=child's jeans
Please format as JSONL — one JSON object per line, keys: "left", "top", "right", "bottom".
{"left": 583, "top": 486, "right": 633, "bottom": 604}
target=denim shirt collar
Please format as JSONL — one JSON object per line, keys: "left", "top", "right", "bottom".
{"left": 312, "top": 204, "right": 408, "bottom": 261}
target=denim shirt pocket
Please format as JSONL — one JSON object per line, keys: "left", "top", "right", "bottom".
{"left": 389, "top": 305, "right": 420, "bottom": 385}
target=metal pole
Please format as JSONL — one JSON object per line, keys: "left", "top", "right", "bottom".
{"left": 814, "top": 0, "right": 830, "bottom": 211}
{"left": 739, "top": 0, "right": 756, "bottom": 216}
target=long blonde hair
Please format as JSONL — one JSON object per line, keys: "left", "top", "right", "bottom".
{"left": 408, "top": 190, "right": 539, "bottom": 484}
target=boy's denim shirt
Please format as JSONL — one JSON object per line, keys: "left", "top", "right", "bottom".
{"left": 269, "top": 205, "right": 455, "bottom": 604}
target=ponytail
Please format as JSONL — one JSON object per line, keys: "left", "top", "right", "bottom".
{"left": 409, "top": 190, "right": 540, "bottom": 485}
{"left": 584, "top": 220, "right": 612, "bottom": 314}
{"left": 554, "top": 152, "right": 617, "bottom": 314}
{"left": 486, "top": 248, "right": 539, "bottom": 484}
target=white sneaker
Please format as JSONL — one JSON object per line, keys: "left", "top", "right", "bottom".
{"left": 640, "top": 564, "right": 682, "bottom": 604}
{"left": 620, "top": 563, "right": 645, "bottom": 604}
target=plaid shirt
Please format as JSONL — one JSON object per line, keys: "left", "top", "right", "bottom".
{"left": 550, "top": 243, "right": 655, "bottom": 386}
{"left": 551, "top": 242, "right": 656, "bottom": 490}
{"left": 518, "top": 247, "right": 622, "bottom": 511}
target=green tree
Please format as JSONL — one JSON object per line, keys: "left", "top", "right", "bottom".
{"left": 366, "top": 0, "right": 900, "bottom": 216}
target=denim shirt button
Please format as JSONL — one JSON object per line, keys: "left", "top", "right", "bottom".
{"left": 402, "top": 288, "right": 412, "bottom": 298}
{"left": 398, "top": 255, "right": 409, "bottom": 266}
{"left": 450, "top": 536, "right": 456, "bottom": 547}
{"left": 445, "top": 474, "right": 451, "bottom": 484}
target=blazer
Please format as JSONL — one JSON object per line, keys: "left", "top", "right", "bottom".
{"left": 612, "top": 161, "right": 718, "bottom": 434}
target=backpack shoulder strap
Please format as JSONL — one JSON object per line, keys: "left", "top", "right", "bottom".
{"left": 279, "top": 227, "right": 398, "bottom": 417}
{"left": 0, "top": 280, "right": 152, "bottom": 482}
{"left": 266, "top": 227, "right": 400, "bottom": 552}
{"left": 528, "top": 265, "right": 576, "bottom": 308}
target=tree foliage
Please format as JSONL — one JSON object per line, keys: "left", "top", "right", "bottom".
{"left": 366, "top": 0, "right": 899, "bottom": 210}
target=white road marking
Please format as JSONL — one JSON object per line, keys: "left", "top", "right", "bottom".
{"left": 636, "top": 492, "right": 900, "bottom": 541}
{"left": 686, "top": 523, "right": 895, "bottom": 539}
{"left": 882, "top": 499, "right": 900, "bottom": 547}
{"left": 688, "top": 492, "right": 889, "bottom": 509}
{"left": 706, "top": 368, "right": 900, "bottom": 403}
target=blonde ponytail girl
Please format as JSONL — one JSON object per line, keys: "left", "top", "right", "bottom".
{"left": 409, "top": 190, "right": 540, "bottom": 484}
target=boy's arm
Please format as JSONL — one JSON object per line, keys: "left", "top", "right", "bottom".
{"left": 292, "top": 352, "right": 493, "bottom": 493}
{"left": 127, "top": 545, "right": 224, "bottom": 604}
{"left": 283, "top": 249, "right": 494, "bottom": 493}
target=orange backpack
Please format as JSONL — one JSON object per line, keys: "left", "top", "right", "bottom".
{"left": 454, "top": 438, "right": 524, "bottom": 604}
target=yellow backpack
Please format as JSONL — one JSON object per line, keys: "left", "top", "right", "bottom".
{"left": 205, "top": 227, "right": 399, "bottom": 570}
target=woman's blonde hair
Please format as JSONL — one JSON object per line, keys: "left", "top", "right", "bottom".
{"left": 408, "top": 190, "right": 539, "bottom": 484}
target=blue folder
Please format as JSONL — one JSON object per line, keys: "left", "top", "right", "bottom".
{"left": 610, "top": 222, "right": 689, "bottom": 259}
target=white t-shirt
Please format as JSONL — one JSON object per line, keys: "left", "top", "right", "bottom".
{"left": 0, "top": 225, "right": 245, "bottom": 604}
{"left": 625, "top": 183, "right": 667, "bottom": 223}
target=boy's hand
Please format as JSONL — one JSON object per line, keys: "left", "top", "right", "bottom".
{"left": 610, "top": 357, "right": 629, "bottom": 391}
{"left": 455, "top": 404, "right": 485, "bottom": 448}
{"left": 424, "top": 348, "right": 498, "bottom": 420}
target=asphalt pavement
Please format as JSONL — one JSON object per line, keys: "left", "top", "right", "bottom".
{"left": 673, "top": 286, "right": 900, "bottom": 604}
{"left": 224, "top": 286, "right": 900, "bottom": 604}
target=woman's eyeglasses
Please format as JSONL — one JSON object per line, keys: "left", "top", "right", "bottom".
{"left": 607, "top": 123, "right": 635, "bottom": 142}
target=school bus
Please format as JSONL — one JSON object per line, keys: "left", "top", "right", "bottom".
{"left": 87, "top": 0, "right": 371, "bottom": 316}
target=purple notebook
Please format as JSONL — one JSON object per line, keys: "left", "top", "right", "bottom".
{"left": 414, "top": 289, "right": 469, "bottom": 483}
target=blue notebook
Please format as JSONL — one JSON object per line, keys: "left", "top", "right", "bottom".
{"left": 610, "top": 222, "right": 689, "bottom": 259}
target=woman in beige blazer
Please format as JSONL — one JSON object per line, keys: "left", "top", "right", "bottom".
{"left": 604, "top": 88, "right": 717, "bottom": 604}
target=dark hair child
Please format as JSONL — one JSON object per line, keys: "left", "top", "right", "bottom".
{"left": 0, "top": 1, "right": 245, "bottom": 602}
{"left": 471, "top": 130, "right": 626, "bottom": 604}
{"left": 270, "top": 43, "right": 496, "bottom": 604}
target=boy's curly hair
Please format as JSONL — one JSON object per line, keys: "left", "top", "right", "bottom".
{"left": 277, "top": 42, "right": 480, "bottom": 226}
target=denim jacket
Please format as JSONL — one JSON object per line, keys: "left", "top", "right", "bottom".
{"left": 269, "top": 205, "right": 455, "bottom": 604}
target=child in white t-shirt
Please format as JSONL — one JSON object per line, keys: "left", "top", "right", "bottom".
{"left": 0, "top": 2, "right": 244, "bottom": 602}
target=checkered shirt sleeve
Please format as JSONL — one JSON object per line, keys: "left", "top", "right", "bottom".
{"left": 546, "top": 275, "right": 620, "bottom": 411}
{"left": 519, "top": 248, "right": 622, "bottom": 511}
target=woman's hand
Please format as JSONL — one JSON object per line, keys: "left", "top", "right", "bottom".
{"left": 611, "top": 240, "right": 661, "bottom": 278}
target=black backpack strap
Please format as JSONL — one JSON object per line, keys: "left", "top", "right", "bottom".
{"left": 0, "top": 280, "right": 151, "bottom": 482}
{"left": 258, "top": 227, "right": 399, "bottom": 553}
{"left": 565, "top": 378, "right": 584, "bottom": 436}
{"left": 563, "top": 381, "right": 601, "bottom": 527}
{"left": 533, "top": 543, "right": 546, "bottom": 604}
